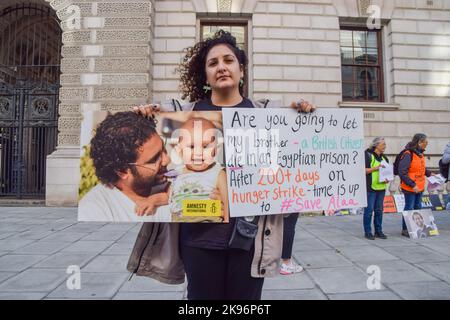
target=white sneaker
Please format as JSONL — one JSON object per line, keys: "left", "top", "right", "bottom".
{"left": 280, "top": 261, "right": 304, "bottom": 275}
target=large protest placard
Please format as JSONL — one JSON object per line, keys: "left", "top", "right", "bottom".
{"left": 78, "top": 110, "right": 227, "bottom": 223}
{"left": 222, "top": 108, "right": 367, "bottom": 217}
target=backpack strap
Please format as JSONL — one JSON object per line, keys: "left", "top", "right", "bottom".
{"left": 401, "top": 149, "right": 411, "bottom": 160}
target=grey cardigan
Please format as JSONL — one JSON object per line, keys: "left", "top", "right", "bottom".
{"left": 127, "top": 99, "right": 285, "bottom": 284}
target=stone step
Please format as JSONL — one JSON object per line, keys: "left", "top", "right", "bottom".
{"left": 0, "top": 199, "right": 45, "bottom": 207}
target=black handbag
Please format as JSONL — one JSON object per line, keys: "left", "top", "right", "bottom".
{"left": 228, "top": 216, "right": 260, "bottom": 251}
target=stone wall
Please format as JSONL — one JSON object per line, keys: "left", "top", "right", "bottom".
{"left": 42, "top": 0, "right": 450, "bottom": 205}
{"left": 151, "top": 0, "right": 196, "bottom": 102}
{"left": 251, "top": 0, "right": 450, "bottom": 161}
{"left": 386, "top": 0, "right": 450, "bottom": 155}
{"left": 252, "top": 0, "right": 342, "bottom": 107}
{"left": 46, "top": 0, "right": 154, "bottom": 205}
{"left": 56, "top": 0, "right": 153, "bottom": 143}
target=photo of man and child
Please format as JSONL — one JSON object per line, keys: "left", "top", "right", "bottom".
{"left": 78, "top": 110, "right": 228, "bottom": 223}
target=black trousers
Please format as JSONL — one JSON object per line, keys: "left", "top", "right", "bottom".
{"left": 180, "top": 244, "right": 264, "bottom": 300}
{"left": 281, "top": 213, "right": 299, "bottom": 259}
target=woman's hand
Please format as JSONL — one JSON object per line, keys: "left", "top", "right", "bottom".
{"left": 372, "top": 164, "right": 386, "bottom": 172}
{"left": 290, "top": 99, "right": 316, "bottom": 113}
{"left": 132, "top": 104, "right": 160, "bottom": 118}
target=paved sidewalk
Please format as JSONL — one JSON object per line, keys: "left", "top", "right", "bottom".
{"left": 0, "top": 207, "right": 449, "bottom": 300}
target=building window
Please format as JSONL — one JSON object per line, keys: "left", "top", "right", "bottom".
{"left": 340, "top": 27, "right": 384, "bottom": 102}
{"left": 200, "top": 21, "right": 248, "bottom": 95}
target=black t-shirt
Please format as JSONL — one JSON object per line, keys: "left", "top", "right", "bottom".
{"left": 365, "top": 150, "right": 389, "bottom": 192}
{"left": 179, "top": 97, "right": 254, "bottom": 250}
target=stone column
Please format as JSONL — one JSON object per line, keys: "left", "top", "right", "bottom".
{"left": 46, "top": 0, "right": 154, "bottom": 206}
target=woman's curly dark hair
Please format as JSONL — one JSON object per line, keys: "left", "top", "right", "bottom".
{"left": 178, "top": 30, "right": 248, "bottom": 102}
{"left": 90, "top": 112, "right": 157, "bottom": 186}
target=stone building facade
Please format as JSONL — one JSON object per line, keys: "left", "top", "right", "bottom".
{"left": 1, "top": 0, "right": 448, "bottom": 206}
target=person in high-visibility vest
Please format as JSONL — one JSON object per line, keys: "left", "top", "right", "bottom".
{"left": 364, "top": 137, "right": 389, "bottom": 240}
{"left": 398, "top": 133, "right": 434, "bottom": 237}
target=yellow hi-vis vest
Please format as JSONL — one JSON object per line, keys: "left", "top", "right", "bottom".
{"left": 370, "top": 154, "right": 387, "bottom": 191}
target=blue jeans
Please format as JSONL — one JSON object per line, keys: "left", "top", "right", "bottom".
{"left": 363, "top": 190, "right": 385, "bottom": 234}
{"left": 402, "top": 190, "right": 423, "bottom": 231}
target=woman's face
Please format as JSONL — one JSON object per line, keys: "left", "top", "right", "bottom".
{"left": 375, "top": 141, "right": 386, "bottom": 153}
{"left": 418, "top": 138, "right": 428, "bottom": 150}
{"left": 205, "top": 44, "right": 243, "bottom": 94}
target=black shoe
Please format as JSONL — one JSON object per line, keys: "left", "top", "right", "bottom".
{"left": 375, "top": 232, "right": 387, "bottom": 239}
{"left": 365, "top": 233, "right": 375, "bottom": 240}
{"left": 401, "top": 230, "right": 410, "bottom": 238}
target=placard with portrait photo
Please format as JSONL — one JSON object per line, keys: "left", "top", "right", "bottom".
{"left": 402, "top": 209, "right": 439, "bottom": 239}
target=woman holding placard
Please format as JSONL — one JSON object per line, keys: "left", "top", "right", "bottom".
{"left": 363, "top": 137, "right": 389, "bottom": 240}
{"left": 129, "top": 30, "right": 316, "bottom": 300}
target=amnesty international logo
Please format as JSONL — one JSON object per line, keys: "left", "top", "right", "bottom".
{"left": 182, "top": 200, "right": 222, "bottom": 217}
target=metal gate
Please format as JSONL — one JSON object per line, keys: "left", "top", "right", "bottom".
{"left": 0, "top": 3, "right": 62, "bottom": 198}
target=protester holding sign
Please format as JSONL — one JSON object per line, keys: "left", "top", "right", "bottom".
{"left": 363, "top": 137, "right": 389, "bottom": 240}
{"left": 398, "top": 133, "right": 434, "bottom": 237}
{"left": 128, "top": 30, "right": 316, "bottom": 300}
